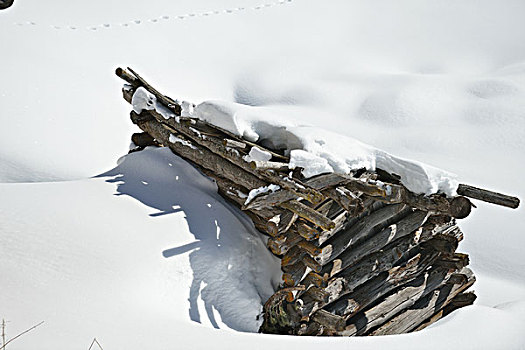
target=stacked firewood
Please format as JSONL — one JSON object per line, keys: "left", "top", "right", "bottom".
{"left": 116, "top": 67, "right": 520, "bottom": 336}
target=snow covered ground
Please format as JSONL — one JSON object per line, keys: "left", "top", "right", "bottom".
{"left": 1, "top": 0, "right": 525, "bottom": 349}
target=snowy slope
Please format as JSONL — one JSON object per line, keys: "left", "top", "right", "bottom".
{"left": 1, "top": 0, "right": 525, "bottom": 349}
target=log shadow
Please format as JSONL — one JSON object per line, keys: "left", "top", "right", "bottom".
{"left": 97, "top": 147, "right": 279, "bottom": 332}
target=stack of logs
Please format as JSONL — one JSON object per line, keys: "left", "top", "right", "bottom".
{"left": 116, "top": 67, "right": 520, "bottom": 336}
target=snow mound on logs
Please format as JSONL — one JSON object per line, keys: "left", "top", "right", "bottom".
{"left": 194, "top": 100, "right": 458, "bottom": 196}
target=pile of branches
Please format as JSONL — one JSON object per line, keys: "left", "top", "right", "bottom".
{"left": 116, "top": 67, "right": 519, "bottom": 336}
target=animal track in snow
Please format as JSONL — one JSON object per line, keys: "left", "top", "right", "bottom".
{"left": 13, "top": 0, "right": 293, "bottom": 32}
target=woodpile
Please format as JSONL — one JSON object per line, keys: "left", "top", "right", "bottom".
{"left": 115, "top": 67, "right": 520, "bottom": 336}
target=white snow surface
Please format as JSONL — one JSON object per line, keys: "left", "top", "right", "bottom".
{"left": 243, "top": 146, "right": 273, "bottom": 163}
{"left": 1, "top": 0, "right": 525, "bottom": 349}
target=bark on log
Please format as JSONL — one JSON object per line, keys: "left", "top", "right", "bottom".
{"left": 457, "top": 184, "right": 520, "bottom": 209}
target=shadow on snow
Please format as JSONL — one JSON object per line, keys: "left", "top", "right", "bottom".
{"left": 96, "top": 147, "right": 279, "bottom": 332}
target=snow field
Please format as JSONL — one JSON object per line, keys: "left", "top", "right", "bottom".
{"left": 1, "top": 0, "right": 525, "bottom": 349}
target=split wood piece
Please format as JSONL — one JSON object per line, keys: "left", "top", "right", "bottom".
{"left": 344, "top": 272, "right": 448, "bottom": 335}
{"left": 341, "top": 264, "right": 457, "bottom": 336}
{"left": 303, "top": 286, "right": 331, "bottom": 304}
{"left": 282, "top": 246, "right": 307, "bottom": 267}
{"left": 132, "top": 113, "right": 267, "bottom": 191}
{"left": 250, "top": 160, "right": 290, "bottom": 172}
{"left": 302, "top": 272, "right": 328, "bottom": 289}
{"left": 267, "top": 211, "right": 298, "bottom": 236}
{"left": 323, "top": 246, "right": 453, "bottom": 319}
{"left": 282, "top": 261, "right": 309, "bottom": 287}
{"left": 280, "top": 200, "right": 335, "bottom": 231}
{"left": 413, "top": 291, "right": 477, "bottom": 332}
{"left": 305, "top": 173, "right": 353, "bottom": 191}
{"left": 310, "top": 309, "right": 346, "bottom": 332}
{"left": 267, "top": 230, "right": 304, "bottom": 256}
{"left": 297, "top": 220, "right": 461, "bottom": 318}
{"left": 321, "top": 210, "right": 428, "bottom": 277}
{"left": 244, "top": 189, "right": 299, "bottom": 210}
{"left": 117, "top": 68, "right": 182, "bottom": 115}
{"left": 316, "top": 203, "right": 410, "bottom": 266}
{"left": 223, "top": 138, "right": 247, "bottom": 150}
{"left": 296, "top": 220, "right": 320, "bottom": 241}
{"left": 323, "top": 187, "right": 364, "bottom": 216}
{"left": 317, "top": 198, "right": 380, "bottom": 245}
{"left": 457, "top": 184, "right": 520, "bottom": 209}
{"left": 370, "top": 268, "right": 475, "bottom": 335}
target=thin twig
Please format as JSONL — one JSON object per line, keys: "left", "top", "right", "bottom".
{"left": 88, "top": 337, "right": 104, "bottom": 350}
{"left": 0, "top": 321, "right": 44, "bottom": 350}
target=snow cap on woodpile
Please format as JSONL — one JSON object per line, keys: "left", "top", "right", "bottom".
{"left": 194, "top": 100, "right": 459, "bottom": 196}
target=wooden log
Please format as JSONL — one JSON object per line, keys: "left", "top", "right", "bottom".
{"left": 250, "top": 160, "right": 290, "bottom": 172}
{"left": 244, "top": 189, "right": 298, "bottom": 210}
{"left": 283, "top": 261, "right": 308, "bottom": 287}
{"left": 323, "top": 187, "right": 364, "bottom": 216}
{"left": 305, "top": 173, "right": 351, "bottom": 191}
{"left": 280, "top": 200, "right": 335, "bottom": 230}
{"left": 267, "top": 211, "right": 298, "bottom": 236}
{"left": 342, "top": 264, "right": 457, "bottom": 336}
{"left": 370, "top": 268, "right": 475, "bottom": 335}
{"left": 282, "top": 246, "right": 307, "bottom": 267}
{"left": 302, "top": 286, "right": 330, "bottom": 303}
{"left": 315, "top": 203, "right": 410, "bottom": 266}
{"left": 296, "top": 221, "right": 320, "bottom": 241}
{"left": 131, "top": 132, "right": 158, "bottom": 148}
{"left": 323, "top": 247, "right": 445, "bottom": 318}
{"left": 297, "top": 219, "right": 459, "bottom": 318}
{"left": 302, "top": 272, "right": 327, "bottom": 289}
{"left": 222, "top": 138, "right": 247, "bottom": 150}
{"left": 321, "top": 210, "right": 428, "bottom": 277}
{"left": 457, "top": 184, "right": 520, "bottom": 209}
{"left": 116, "top": 67, "right": 140, "bottom": 87}
{"left": 134, "top": 114, "right": 268, "bottom": 192}
{"left": 311, "top": 309, "right": 346, "bottom": 332}
{"left": 125, "top": 67, "right": 182, "bottom": 116}
{"left": 267, "top": 230, "right": 304, "bottom": 256}
{"left": 316, "top": 198, "right": 380, "bottom": 246}
{"left": 297, "top": 240, "right": 322, "bottom": 256}
{"left": 305, "top": 172, "right": 473, "bottom": 218}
